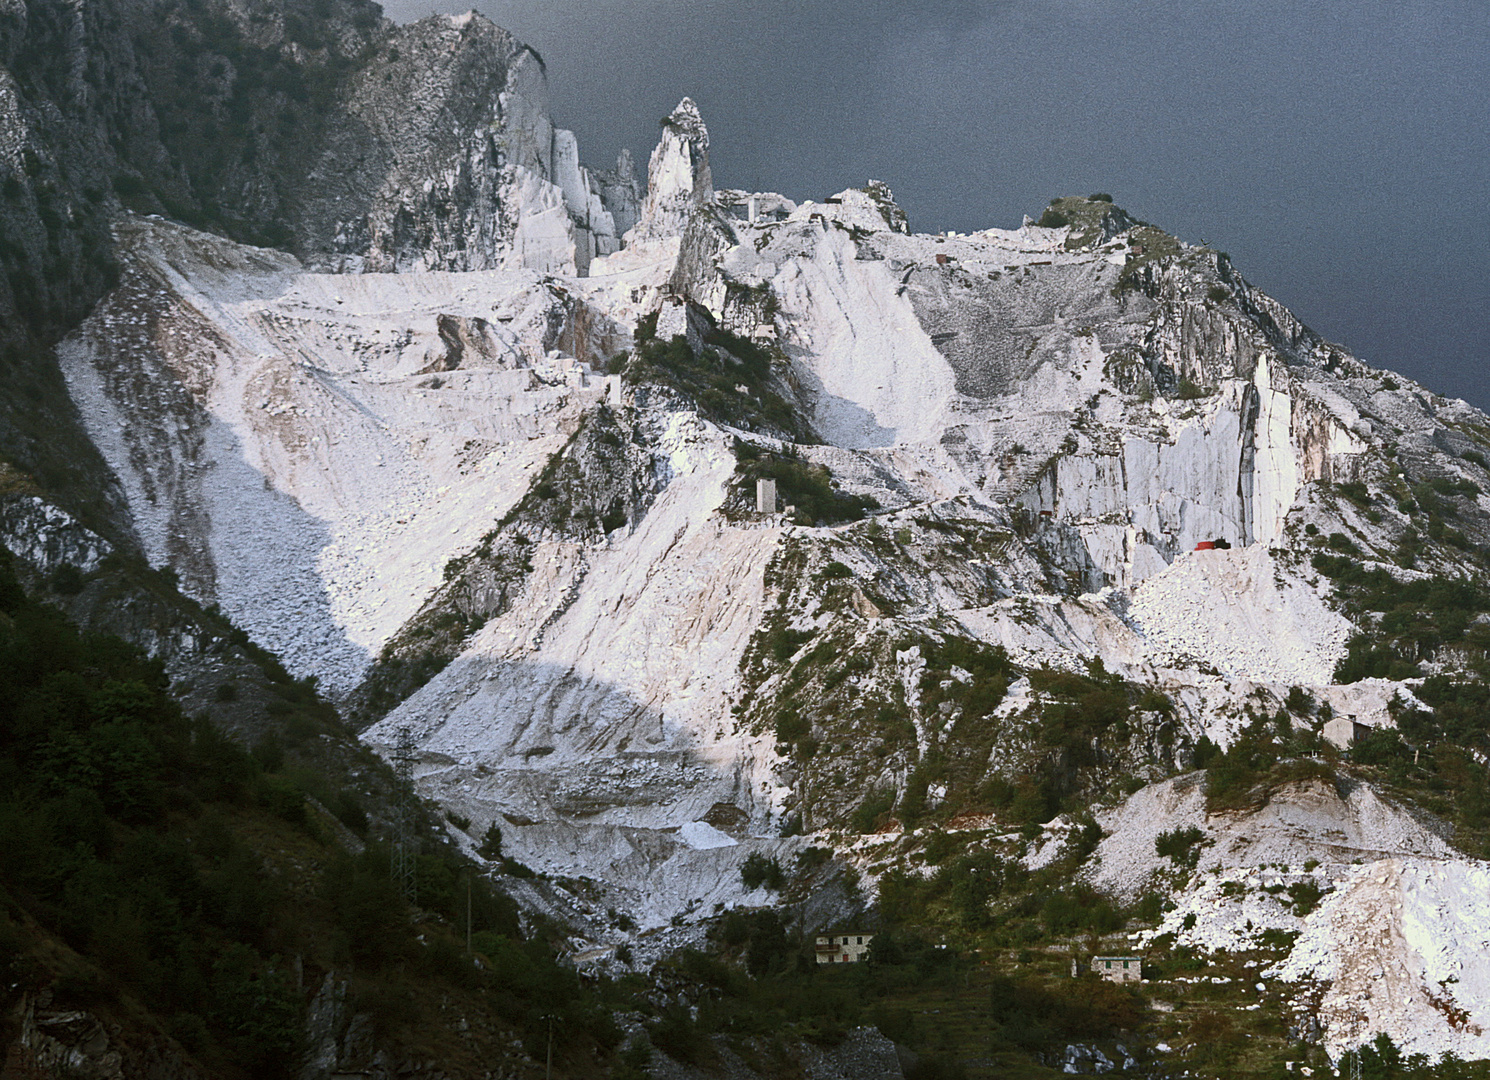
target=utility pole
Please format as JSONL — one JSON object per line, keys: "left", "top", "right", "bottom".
{"left": 391, "top": 725, "right": 418, "bottom": 904}
{"left": 466, "top": 873, "right": 473, "bottom": 954}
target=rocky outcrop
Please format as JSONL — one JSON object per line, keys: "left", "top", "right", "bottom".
{"left": 692, "top": 193, "right": 1392, "bottom": 589}
{"left": 0, "top": 0, "right": 651, "bottom": 550}
{"left": 3, "top": 989, "right": 204, "bottom": 1080}
{"left": 1270, "top": 858, "right": 1490, "bottom": 1061}
{"left": 300, "top": 975, "right": 377, "bottom": 1080}
{"left": 56, "top": 216, "right": 607, "bottom": 696}
{"left": 359, "top": 407, "right": 791, "bottom": 927}
{"left": 0, "top": 0, "right": 642, "bottom": 276}
{"left": 0, "top": 493, "right": 112, "bottom": 576}
{"left": 629, "top": 97, "right": 713, "bottom": 245}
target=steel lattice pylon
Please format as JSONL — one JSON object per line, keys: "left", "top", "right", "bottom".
{"left": 390, "top": 725, "right": 418, "bottom": 904}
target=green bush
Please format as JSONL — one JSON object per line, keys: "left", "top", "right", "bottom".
{"left": 1284, "top": 686, "right": 1315, "bottom": 715}
{"left": 0, "top": 557, "right": 325, "bottom": 1073}
{"left": 323, "top": 850, "right": 412, "bottom": 967}
{"left": 1041, "top": 887, "right": 1123, "bottom": 935}
{"left": 48, "top": 563, "right": 85, "bottom": 595}
{"left": 624, "top": 321, "right": 802, "bottom": 437}
{"left": 1027, "top": 662, "right": 1129, "bottom": 762}
{"left": 256, "top": 773, "right": 306, "bottom": 826}
{"left": 774, "top": 708, "right": 810, "bottom": 745}
{"left": 766, "top": 626, "right": 815, "bottom": 662}
{"left": 740, "top": 852, "right": 785, "bottom": 891}
{"left": 208, "top": 944, "right": 303, "bottom": 1073}
{"left": 1326, "top": 531, "right": 1361, "bottom": 555}
{"left": 478, "top": 821, "right": 503, "bottom": 859}
{"left": 1350, "top": 729, "right": 1407, "bottom": 767}
{"left": 1310, "top": 552, "right": 1391, "bottom": 589}
{"left": 795, "top": 845, "right": 831, "bottom": 871}
{"left": 613, "top": 1038, "right": 653, "bottom": 1080}
{"left": 648, "top": 1006, "right": 717, "bottom": 1067}
{"left": 922, "top": 831, "right": 958, "bottom": 865}
{"left": 1154, "top": 825, "right": 1205, "bottom": 867}
{"left": 734, "top": 443, "right": 878, "bottom": 525}
{"left": 1204, "top": 731, "right": 1336, "bottom": 812}
{"left": 1286, "top": 879, "right": 1326, "bottom": 916}
{"left": 988, "top": 973, "right": 1142, "bottom": 1052}
{"left": 850, "top": 789, "right": 895, "bottom": 834}
{"left": 942, "top": 851, "right": 1022, "bottom": 928}
{"left": 1334, "top": 634, "right": 1418, "bottom": 683}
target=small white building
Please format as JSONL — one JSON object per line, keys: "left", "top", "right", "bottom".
{"left": 1323, "top": 716, "right": 1371, "bottom": 750}
{"left": 757, "top": 478, "right": 778, "bottom": 515}
{"left": 815, "top": 933, "right": 872, "bottom": 964}
{"left": 1086, "top": 955, "right": 1141, "bottom": 983}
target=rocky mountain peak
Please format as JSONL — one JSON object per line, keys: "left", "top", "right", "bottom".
{"left": 814, "top": 182, "right": 911, "bottom": 234}
{"left": 663, "top": 95, "right": 710, "bottom": 148}
{"left": 862, "top": 179, "right": 910, "bottom": 233}
{"left": 629, "top": 96, "right": 714, "bottom": 243}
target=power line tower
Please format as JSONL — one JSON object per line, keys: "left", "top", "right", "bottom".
{"left": 391, "top": 725, "right": 418, "bottom": 905}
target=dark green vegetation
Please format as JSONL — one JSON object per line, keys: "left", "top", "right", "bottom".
{"left": 739, "top": 853, "right": 786, "bottom": 892}
{"left": 117, "top": 3, "right": 370, "bottom": 248}
{"left": 1339, "top": 691, "right": 1490, "bottom": 856}
{"left": 3, "top": 0, "right": 386, "bottom": 251}
{"left": 1155, "top": 825, "right": 1206, "bottom": 868}
{"left": 984, "top": 970, "right": 1142, "bottom": 1056}
{"left": 650, "top": 817, "right": 1411, "bottom": 1080}
{"left": 622, "top": 314, "right": 805, "bottom": 439}
{"left": 1307, "top": 468, "right": 1490, "bottom": 685}
{"left": 1336, "top": 1035, "right": 1490, "bottom": 1079}
{"left": 643, "top": 918, "right": 1101, "bottom": 1078}
{"left": 731, "top": 441, "right": 879, "bottom": 526}
{"left": 1193, "top": 709, "right": 1334, "bottom": 813}
{"left": 742, "top": 596, "right": 1027, "bottom": 834}
{"left": 965, "top": 659, "right": 1177, "bottom": 832}
{"left": 1311, "top": 563, "right": 1490, "bottom": 683}
{"left": 1035, "top": 195, "right": 1134, "bottom": 251}
{"left": 1183, "top": 675, "right": 1490, "bottom": 852}
{"left": 741, "top": 520, "right": 1185, "bottom": 837}
{"left": 0, "top": 552, "right": 626, "bottom": 1078}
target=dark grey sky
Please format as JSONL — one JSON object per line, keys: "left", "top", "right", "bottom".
{"left": 384, "top": 0, "right": 1490, "bottom": 408}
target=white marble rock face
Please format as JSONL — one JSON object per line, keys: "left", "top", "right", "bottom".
{"left": 40, "top": 15, "right": 1490, "bottom": 1053}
